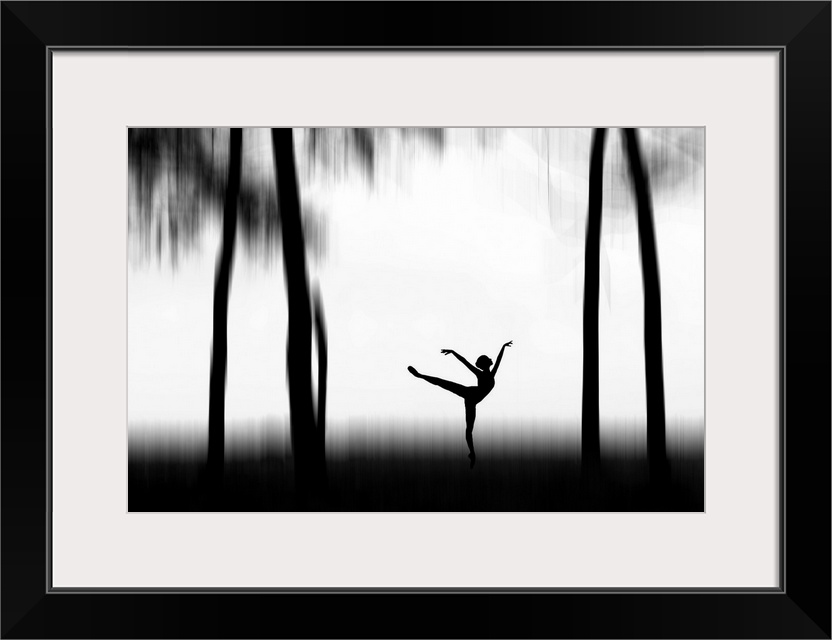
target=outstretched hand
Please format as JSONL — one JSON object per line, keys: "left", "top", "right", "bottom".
{"left": 504, "top": 340, "right": 513, "bottom": 348}
{"left": 440, "top": 349, "right": 454, "bottom": 356}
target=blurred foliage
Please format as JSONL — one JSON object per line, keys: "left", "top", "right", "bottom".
{"left": 128, "top": 127, "right": 700, "bottom": 268}
{"left": 128, "top": 127, "right": 448, "bottom": 269}
{"left": 603, "top": 128, "right": 705, "bottom": 216}
{"left": 302, "top": 127, "right": 445, "bottom": 186}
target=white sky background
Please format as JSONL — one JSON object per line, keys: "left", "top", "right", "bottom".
{"left": 128, "top": 128, "right": 704, "bottom": 433}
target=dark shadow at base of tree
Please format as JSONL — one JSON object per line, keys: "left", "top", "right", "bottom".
{"left": 581, "top": 457, "right": 674, "bottom": 509}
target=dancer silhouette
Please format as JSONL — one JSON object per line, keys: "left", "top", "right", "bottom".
{"left": 408, "top": 341, "right": 512, "bottom": 468}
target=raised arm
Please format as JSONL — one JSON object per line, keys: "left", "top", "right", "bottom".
{"left": 491, "top": 341, "right": 513, "bottom": 376}
{"left": 441, "top": 349, "right": 479, "bottom": 376}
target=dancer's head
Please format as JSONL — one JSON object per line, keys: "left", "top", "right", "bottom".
{"left": 476, "top": 355, "right": 493, "bottom": 370}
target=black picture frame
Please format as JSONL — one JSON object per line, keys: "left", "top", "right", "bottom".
{"left": 2, "top": 2, "right": 829, "bottom": 638}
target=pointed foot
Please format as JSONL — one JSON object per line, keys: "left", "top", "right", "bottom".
{"left": 407, "top": 366, "right": 420, "bottom": 378}
{"left": 468, "top": 453, "right": 476, "bottom": 469}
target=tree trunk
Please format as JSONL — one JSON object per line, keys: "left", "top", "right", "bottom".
{"left": 622, "top": 128, "right": 670, "bottom": 486}
{"left": 207, "top": 128, "right": 243, "bottom": 487}
{"left": 271, "top": 128, "right": 326, "bottom": 502}
{"left": 313, "top": 288, "right": 328, "bottom": 452}
{"left": 582, "top": 128, "right": 607, "bottom": 478}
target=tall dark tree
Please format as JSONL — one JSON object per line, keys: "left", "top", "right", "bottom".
{"left": 622, "top": 128, "right": 670, "bottom": 484}
{"left": 271, "top": 128, "right": 446, "bottom": 502}
{"left": 129, "top": 128, "right": 266, "bottom": 493}
{"left": 313, "top": 288, "right": 328, "bottom": 439}
{"left": 206, "top": 128, "right": 243, "bottom": 482}
{"left": 272, "top": 128, "right": 326, "bottom": 500}
{"left": 581, "top": 127, "right": 673, "bottom": 486}
{"left": 581, "top": 128, "right": 608, "bottom": 477}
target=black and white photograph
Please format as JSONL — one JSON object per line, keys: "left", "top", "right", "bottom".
{"left": 128, "top": 127, "right": 705, "bottom": 512}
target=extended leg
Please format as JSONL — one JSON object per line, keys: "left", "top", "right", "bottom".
{"left": 465, "top": 401, "right": 476, "bottom": 468}
{"left": 409, "top": 367, "right": 469, "bottom": 399}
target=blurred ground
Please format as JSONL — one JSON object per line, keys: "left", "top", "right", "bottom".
{"left": 128, "top": 419, "right": 703, "bottom": 512}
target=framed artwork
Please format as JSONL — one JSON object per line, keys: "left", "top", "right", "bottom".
{"left": 2, "top": 2, "right": 829, "bottom": 638}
